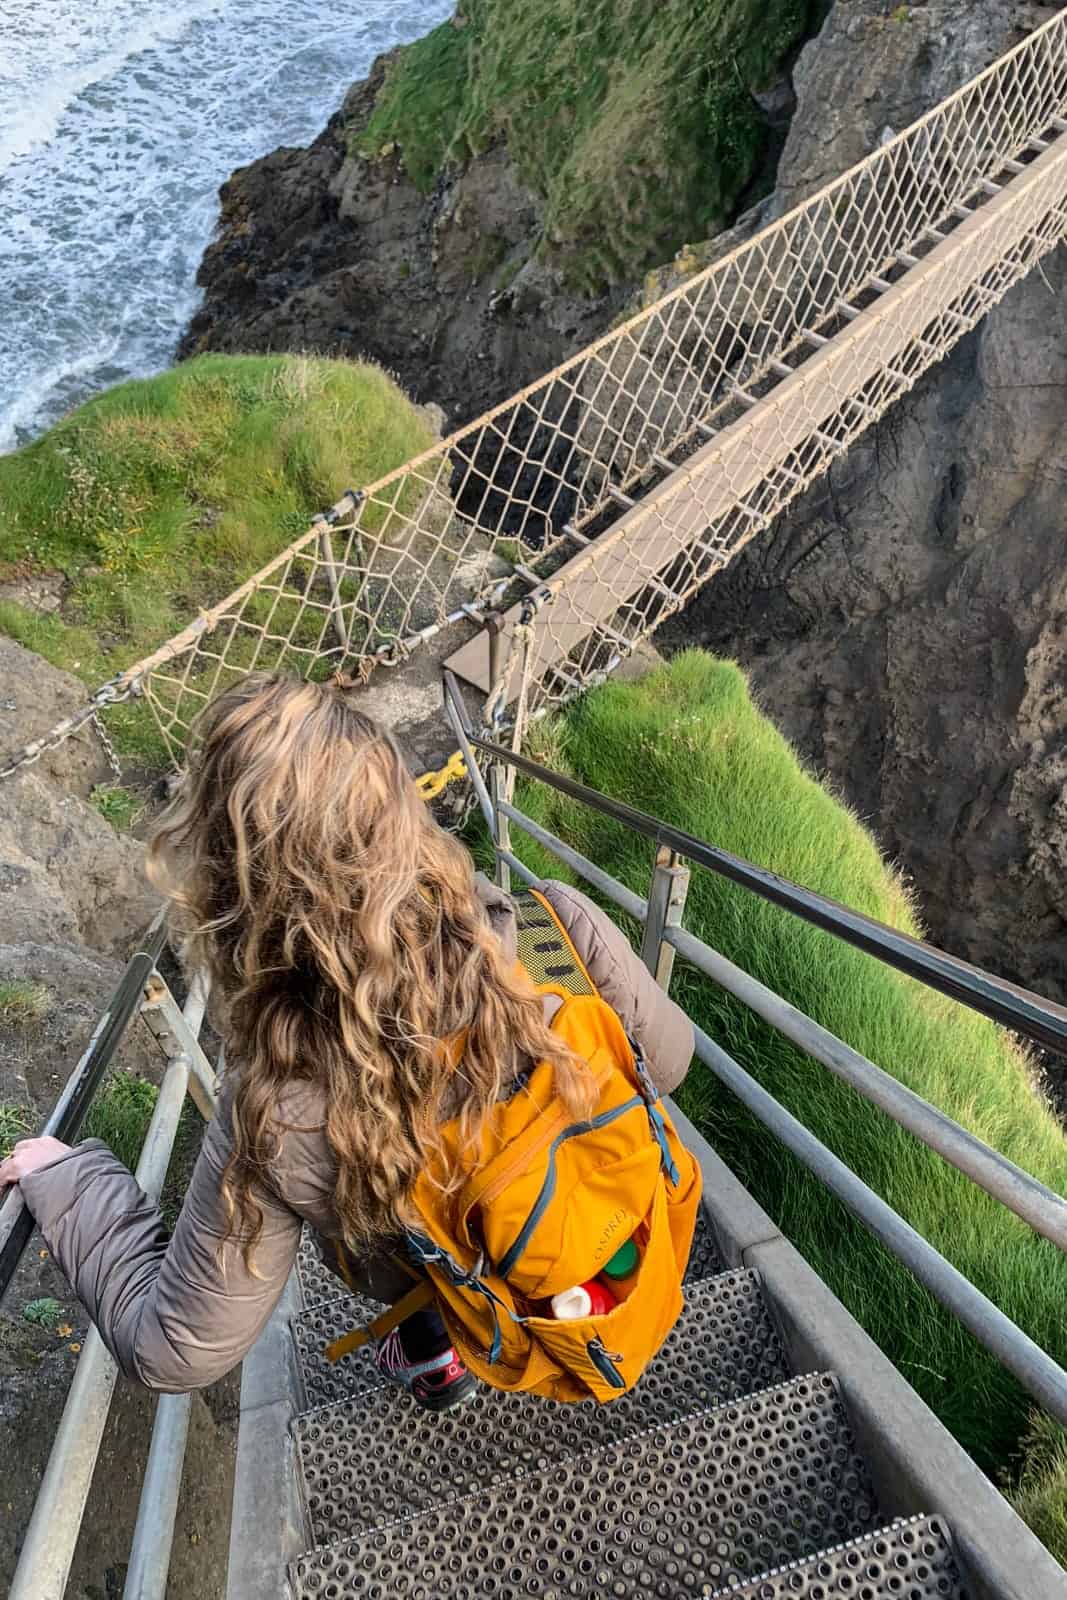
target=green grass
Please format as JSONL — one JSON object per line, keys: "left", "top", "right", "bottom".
{"left": 84, "top": 1070, "right": 200, "bottom": 1225}
{"left": 0, "top": 353, "right": 435, "bottom": 762}
{"left": 481, "top": 651, "right": 1067, "bottom": 1551}
{"left": 353, "top": 0, "right": 824, "bottom": 291}
{"left": 0, "top": 980, "right": 51, "bottom": 1025}
{"left": 1008, "top": 1413, "right": 1067, "bottom": 1563}
{"left": 0, "top": 1102, "right": 33, "bottom": 1160}
{"left": 83, "top": 1071, "right": 161, "bottom": 1171}
{"left": 89, "top": 784, "right": 140, "bottom": 831}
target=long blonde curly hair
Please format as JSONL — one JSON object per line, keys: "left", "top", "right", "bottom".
{"left": 148, "top": 673, "right": 589, "bottom": 1263}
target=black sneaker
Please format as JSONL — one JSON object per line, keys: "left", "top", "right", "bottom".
{"left": 374, "top": 1327, "right": 478, "bottom": 1412}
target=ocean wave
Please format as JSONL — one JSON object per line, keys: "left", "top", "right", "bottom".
{"left": 0, "top": 0, "right": 452, "bottom": 451}
{"left": 0, "top": 0, "right": 227, "bottom": 173}
{"left": 0, "top": 333, "right": 124, "bottom": 454}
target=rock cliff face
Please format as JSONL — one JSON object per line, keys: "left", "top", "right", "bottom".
{"left": 178, "top": 50, "right": 623, "bottom": 426}
{"left": 660, "top": 0, "right": 1067, "bottom": 1000}
{"left": 177, "top": 1, "right": 820, "bottom": 428}
{"left": 0, "top": 638, "right": 158, "bottom": 1114}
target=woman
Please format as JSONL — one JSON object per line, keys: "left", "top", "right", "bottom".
{"left": 1, "top": 675, "right": 693, "bottom": 1409}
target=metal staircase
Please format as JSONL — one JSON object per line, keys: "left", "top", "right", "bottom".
{"left": 218, "top": 720, "right": 1067, "bottom": 1600}
{"left": 266, "top": 1205, "right": 966, "bottom": 1600}
{"left": 6, "top": 710, "right": 1067, "bottom": 1598}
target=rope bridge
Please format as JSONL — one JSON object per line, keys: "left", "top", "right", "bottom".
{"left": 5, "top": 10, "right": 1067, "bottom": 775}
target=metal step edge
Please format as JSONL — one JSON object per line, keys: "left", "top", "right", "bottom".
{"left": 290, "top": 1262, "right": 784, "bottom": 1416}
{"left": 706, "top": 1512, "right": 967, "bottom": 1599}
{"left": 291, "top": 1268, "right": 791, "bottom": 1548}
{"left": 294, "top": 1368, "right": 839, "bottom": 1549}
{"left": 287, "top": 1370, "right": 881, "bottom": 1600}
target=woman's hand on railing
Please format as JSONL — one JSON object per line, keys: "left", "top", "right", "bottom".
{"left": 0, "top": 1137, "right": 72, "bottom": 1188}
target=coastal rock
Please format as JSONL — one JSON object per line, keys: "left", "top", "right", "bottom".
{"left": 0, "top": 640, "right": 155, "bottom": 955}
{"left": 0, "top": 635, "right": 111, "bottom": 799}
{"left": 0, "top": 938, "right": 161, "bottom": 1112}
{"left": 179, "top": 55, "right": 617, "bottom": 427}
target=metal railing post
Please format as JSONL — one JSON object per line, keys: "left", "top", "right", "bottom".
{"left": 139, "top": 972, "right": 218, "bottom": 1120}
{"left": 9, "top": 1055, "right": 190, "bottom": 1600}
{"left": 123, "top": 1392, "right": 193, "bottom": 1600}
{"left": 640, "top": 846, "right": 690, "bottom": 989}
{"left": 316, "top": 521, "right": 349, "bottom": 654}
{"left": 492, "top": 765, "right": 512, "bottom": 893}
{"left": 483, "top": 614, "right": 512, "bottom": 892}
{"left": 442, "top": 671, "right": 496, "bottom": 839}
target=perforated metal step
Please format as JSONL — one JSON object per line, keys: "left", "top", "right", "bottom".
{"left": 296, "top": 1227, "right": 344, "bottom": 1311}
{"left": 288, "top": 1372, "right": 879, "bottom": 1600}
{"left": 292, "top": 1207, "right": 727, "bottom": 1409}
{"left": 293, "top": 1268, "right": 789, "bottom": 1546}
{"left": 708, "top": 1514, "right": 969, "bottom": 1599}
{"left": 293, "top": 1290, "right": 386, "bottom": 1410}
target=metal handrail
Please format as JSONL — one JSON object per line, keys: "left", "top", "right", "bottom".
{"left": 0, "top": 911, "right": 168, "bottom": 1299}
{"left": 445, "top": 677, "right": 1067, "bottom": 1059}
{"left": 685, "top": 1019, "right": 1067, "bottom": 1426}
{"left": 5, "top": 958, "right": 218, "bottom": 1600}
{"left": 491, "top": 789, "right": 1067, "bottom": 1253}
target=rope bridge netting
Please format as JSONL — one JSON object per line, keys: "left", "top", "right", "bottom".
{"left": 4, "top": 9, "right": 1067, "bottom": 779}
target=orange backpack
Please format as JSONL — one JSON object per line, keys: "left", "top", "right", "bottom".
{"left": 329, "top": 888, "right": 701, "bottom": 1402}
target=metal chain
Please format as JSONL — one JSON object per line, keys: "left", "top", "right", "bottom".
{"left": 91, "top": 709, "right": 124, "bottom": 783}
{"left": 0, "top": 679, "right": 132, "bottom": 785}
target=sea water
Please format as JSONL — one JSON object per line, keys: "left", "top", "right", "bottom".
{"left": 0, "top": 0, "right": 450, "bottom": 451}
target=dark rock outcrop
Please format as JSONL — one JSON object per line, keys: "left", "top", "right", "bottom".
{"left": 178, "top": 54, "right": 621, "bottom": 427}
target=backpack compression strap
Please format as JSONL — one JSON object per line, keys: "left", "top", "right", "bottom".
{"left": 513, "top": 889, "right": 597, "bottom": 997}
{"left": 324, "top": 1239, "right": 437, "bottom": 1363}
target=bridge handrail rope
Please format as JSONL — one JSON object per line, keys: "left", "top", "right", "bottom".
{"left": 2, "top": 11, "right": 1065, "bottom": 778}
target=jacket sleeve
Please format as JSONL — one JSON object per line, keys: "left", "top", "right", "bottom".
{"left": 539, "top": 880, "right": 695, "bottom": 1096}
{"left": 19, "top": 1095, "right": 314, "bottom": 1393}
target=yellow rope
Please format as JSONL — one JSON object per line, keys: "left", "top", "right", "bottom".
{"left": 415, "top": 749, "right": 467, "bottom": 800}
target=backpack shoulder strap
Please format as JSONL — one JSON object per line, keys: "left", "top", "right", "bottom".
{"left": 513, "top": 888, "right": 598, "bottom": 998}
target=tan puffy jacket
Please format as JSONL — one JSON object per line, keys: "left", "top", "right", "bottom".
{"left": 20, "top": 880, "right": 694, "bottom": 1393}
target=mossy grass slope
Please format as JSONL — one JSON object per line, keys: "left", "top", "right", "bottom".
{"left": 355, "top": 0, "right": 824, "bottom": 290}
{"left": 0, "top": 354, "right": 435, "bottom": 761}
{"left": 484, "top": 650, "right": 1067, "bottom": 1557}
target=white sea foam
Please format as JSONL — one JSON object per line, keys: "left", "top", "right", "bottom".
{"left": 0, "top": 0, "right": 226, "bottom": 172}
{"left": 0, "top": 0, "right": 452, "bottom": 451}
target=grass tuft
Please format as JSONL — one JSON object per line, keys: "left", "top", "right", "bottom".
{"left": 0, "top": 1102, "right": 33, "bottom": 1159}
{"left": 481, "top": 651, "right": 1067, "bottom": 1527}
{"left": 89, "top": 784, "right": 140, "bottom": 831}
{"left": 1008, "top": 1411, "right": 1067, "bottom": 1567}
{"left": 0, "top": 980, "right": 52, "bottom": 1025}
{"left": 84, "top": 1072, "right": 161, "bottom": 1173}
{"left": 83, "top": 1070, "right": 200, "bottom": 1225}
{"left": 354, "top": 0, "right": 824, "bottom": 290}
